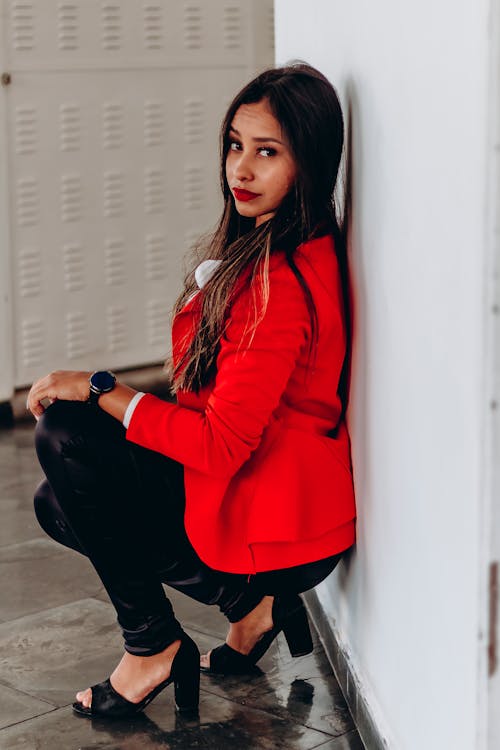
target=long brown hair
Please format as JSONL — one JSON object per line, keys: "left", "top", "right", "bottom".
{"left": 168, "top": 62, "right": 347, "bottom": 400}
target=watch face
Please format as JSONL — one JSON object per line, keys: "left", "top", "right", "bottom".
{"left": 90, "top": 371, "right": 115, "bottom": 392}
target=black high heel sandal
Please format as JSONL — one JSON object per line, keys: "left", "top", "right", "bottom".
{"left": 201, "top": 594, "right": 313, "bottom": 676}
{"left": 72, "top": 632, "right": 200, "bottom": 718}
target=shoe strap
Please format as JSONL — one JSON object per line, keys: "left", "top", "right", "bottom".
{"left": 208, "top": 643, "right": 254, "bottom": 675}
{"left": 90, "top": 678, "right": 137, "bottom": 713}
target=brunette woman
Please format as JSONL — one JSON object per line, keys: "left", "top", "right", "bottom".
{"left": 28, "top": 62, "right": 356, "bottom": 719}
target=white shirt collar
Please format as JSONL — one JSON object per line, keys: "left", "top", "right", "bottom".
{"left": 194, "top": 259, "right": 222, "bottom": 289}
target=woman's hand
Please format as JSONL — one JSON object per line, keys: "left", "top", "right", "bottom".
{"left": 27, "top": 370, "right": 91, "bottom": 421}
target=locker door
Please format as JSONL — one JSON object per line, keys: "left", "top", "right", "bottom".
{"left": 0, "top": 0, "right": 274, "bottom": 396}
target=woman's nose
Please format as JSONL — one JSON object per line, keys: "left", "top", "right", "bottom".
{"left": 233, "top": 152, "right": 253, "bottom": 181}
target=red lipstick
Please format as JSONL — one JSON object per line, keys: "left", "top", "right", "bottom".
{"left": 233, "top": 188, "right": 261, "bottom": 202}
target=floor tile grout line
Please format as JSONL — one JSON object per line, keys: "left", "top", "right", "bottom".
{"left": 307, "top": 728, "right": 364, "bottom": 749}
{"left": 197, "top": 681, "right": 340, "bottom": 740}
{"left": 0, "top": 706, "right": 60, "bottom": 733}
{"left": 0, "top": 680, "right": 59, "bottom": 709}
{"left": 0, "top": 590, "right": 114, "bottom": 626}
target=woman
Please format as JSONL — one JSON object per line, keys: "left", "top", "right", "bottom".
{"left": 28, "top": 62, "right": 356, "bottom": 719}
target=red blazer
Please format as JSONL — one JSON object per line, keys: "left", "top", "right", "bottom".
{"left": 126, "top": 233, "right": 356, "bottom": 574}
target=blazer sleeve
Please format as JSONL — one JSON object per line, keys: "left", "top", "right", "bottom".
{"left": 125, "top": 257, "right": 311, "bottom": 478}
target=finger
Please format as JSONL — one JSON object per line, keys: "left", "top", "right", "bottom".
{"left": 29, "top": 401, "right": 45, "bottom": 421}
{"left": 27, "top": 373, "right": 53, "bottom": 408}
{"left": 26, "top": 386, "right": 47, "bottom": 419}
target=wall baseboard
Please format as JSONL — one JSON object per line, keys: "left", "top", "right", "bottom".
{"left": 303, "top": 589, "right": 390, "bottom": 750}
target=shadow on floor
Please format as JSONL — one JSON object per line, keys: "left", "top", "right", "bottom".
{"left": 0, "top": 422, "right": 365, "bottom": 750}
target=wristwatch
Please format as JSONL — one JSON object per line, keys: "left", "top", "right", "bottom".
{"left": 88, "top": 370, "right": 116, "bottom": 406}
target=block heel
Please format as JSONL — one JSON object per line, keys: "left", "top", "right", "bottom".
{"left": 202, "top": 594, "right": 313, "bottom": 676}
{"left": 282, "top": 599, "right": 313, "bottom": 657}
{"left": 172, "top": 635, "right": 201, "bottom": 713}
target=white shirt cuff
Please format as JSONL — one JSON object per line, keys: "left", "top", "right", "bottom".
{"left": 123, "top": 391, "right": 146, "bottom": 429}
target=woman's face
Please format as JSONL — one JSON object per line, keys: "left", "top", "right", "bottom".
{"left": 225, "top": 99, "right": 297, "bottom": 227}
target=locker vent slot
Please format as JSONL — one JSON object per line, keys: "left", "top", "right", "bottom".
{"left": 11, "top": 1, "right": 35, "bottom": 52}
{"left": 102, "top": 102, "right": 123, "bottom": 150}
{"left": 184, "top": 165, "right": 203, "bottom": 210}
{"left": 18, "top": 248, "right": 42, "bottom": 297}
{"left": 63, "top": 242, "right": 85, "bottom": 291}
{"left": 101, "top": 2, "right": 121, "bottom": 51}
{"left": 58, "top": 2, "right": 78, "bottom": 51}
{"left": 16, "top": 177, "right": 39, "bottom": 227}
{"left": 60, "top": 173, "right": 83, "bottom": 223}
{"left": 184, "top": 98, "right": 204, "bottom": 144}
{"left": 145, "top": 234, "right": 167, "bottom": 281}
{"left": 59, "top": 103, "right": 80, "bottom": 153}
{"left": 15, "top": 106, "right": 37, "bottom": 155}
{"left": 144, "top": 100, "right": 165, "bottom": 148}
{"left": 66, "top": 311, "right": 87, "bottom": 360}
{"left": 183, "top": 4, "right": 202, "bottom": 49}
{"left": 223, "top": 6, "right": 242, "bottom": 50}
{"left": 104, "top": 238, "right": 126, "bottom": 286}
{"left": 21, "top": 319, "right": 44, "bottom": 368}
{"left": 103, "top": 171, "right": 125, "bottom": 218}
{"left": 144, "top": 168, "right": 165, "bottom": 215}
{"left": 107, "top": 305, "right": 127, "bottom": 352}
{"left": 143, "top": 3, "right": 163, "bottom": 50}
{"left": 267, "top": 3, "right": 275, "bottom": 52}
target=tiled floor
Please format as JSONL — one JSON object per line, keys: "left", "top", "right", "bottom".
{"left": 0, "top": 421, "right": 365, "bottom": 749}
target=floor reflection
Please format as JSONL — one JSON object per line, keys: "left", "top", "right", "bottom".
{"left": 0, "top": 421, "right": 364, "bottom": 749}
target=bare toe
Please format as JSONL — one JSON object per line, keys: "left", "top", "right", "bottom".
{"left": 75, "top": 687, "right": 92, "bottom": 708}
{"left": 200, "top": 651, "right": 211, "bottom": 669}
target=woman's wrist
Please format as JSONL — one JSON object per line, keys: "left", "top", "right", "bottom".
{"left": 96, "top": 382, "right": 139, "bottom": 423}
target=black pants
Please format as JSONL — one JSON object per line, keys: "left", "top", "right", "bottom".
{"left": 34, "top": 400, "right": 344, "bottom": 656}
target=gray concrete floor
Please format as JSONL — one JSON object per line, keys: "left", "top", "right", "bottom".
{"left": 0, "top": 420, "right": 365, "bottom": 750}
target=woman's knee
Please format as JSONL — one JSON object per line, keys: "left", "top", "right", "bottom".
{"left": 35, "top": 400, "right": 124, "bottom": 462}
{"left": 33, "top": 478, "right": 85, "bottom": 553}
{"left": 35, "top": 401, "right": 89, "bottom": 458}
{"left": 34, "top": 402, "right": 108, "bottom": 500}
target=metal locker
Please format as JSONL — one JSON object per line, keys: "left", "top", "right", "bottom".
{"left": 0, "top": 0, "right": 274, "bottom": 404}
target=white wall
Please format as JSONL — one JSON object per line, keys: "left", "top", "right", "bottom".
{"left": 275, "top": 2, "right": 491, "bottom": 749}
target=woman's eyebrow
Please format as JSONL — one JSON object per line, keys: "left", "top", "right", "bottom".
{"left": 229, "top": 126, "right": 284, "bottom": 145}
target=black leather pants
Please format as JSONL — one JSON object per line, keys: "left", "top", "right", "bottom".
{"left": 34, "top": 400, "right": 344, "bottom": 656}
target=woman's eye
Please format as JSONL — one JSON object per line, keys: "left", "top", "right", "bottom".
{"left": 228, "top": 141, "right": 276, "bottom": 157}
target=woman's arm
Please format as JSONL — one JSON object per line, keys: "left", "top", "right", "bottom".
{"left": 26, "top": 370, "right": 138, "bottom": 422}
{"left": 126, "top": 257, "right": 311, "bottom": 478}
